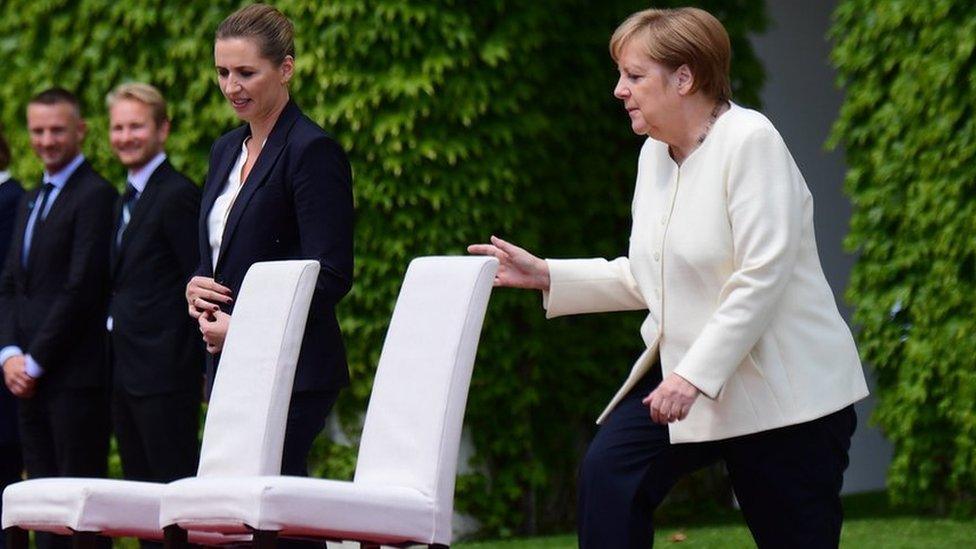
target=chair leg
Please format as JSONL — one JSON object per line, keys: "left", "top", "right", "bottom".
{"left": 359, "top": 544, "right": 380, "bottom": 549}
{"left": 71, "top": 531, "right": 97, "bottom": 549}
{"left": 164, "top": 524, "right": 188, "bottom": 549}
{"left": 429, "top": 545, "right": 449, "bottom": 549}
{"left": 252, "top": 530, "right": 277, "bottom": 549}
{"left": 4, "top": 527, "right": 28, "bottom": 549}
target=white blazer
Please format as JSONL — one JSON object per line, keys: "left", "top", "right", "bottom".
{"left": 544, "top": 104, "right": 868, "bottom": 443}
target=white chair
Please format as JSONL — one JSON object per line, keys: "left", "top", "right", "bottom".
{"left": 160, "top": 256, "right": 498, "bottom": 549}
{"left": 2, "top": 260, "right": 322, "bottom": 548}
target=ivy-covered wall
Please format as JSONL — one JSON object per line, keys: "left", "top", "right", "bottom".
{"left": 0, "top": 0, "right": 766, "bottom": 535}
{"left": 831, "top": 0, "right": 976, "bottom": 514}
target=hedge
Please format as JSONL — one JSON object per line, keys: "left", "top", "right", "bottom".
{"left": 0, "top": 0, "right": 766, "bottom": 535}
{"left": 831, "top": 0, "right": 976, "bottom": 515}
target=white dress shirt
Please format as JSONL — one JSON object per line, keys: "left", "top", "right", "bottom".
{"left": 543, "top": 104, "right": 868, "bottom": 443}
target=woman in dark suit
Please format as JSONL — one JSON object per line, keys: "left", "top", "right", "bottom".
{"left": 185, "top": 3, "right": 354, "bottom": 479}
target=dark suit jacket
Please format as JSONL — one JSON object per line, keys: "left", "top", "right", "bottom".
{"left": 0, "top": 177, "right": 25, "bottom": 446}
{"left": 197, "top": 100, "right": 353, "bottom": 393}
{"left": 0, "top": 160, "right": 116, "bottom": 390}
{"left": 109, "top": 159, "right": 203, "bottom": 396}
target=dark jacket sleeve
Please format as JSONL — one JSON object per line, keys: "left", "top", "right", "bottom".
{"left": 28, "top": 184, "right": 116, "bottom": 368}
{"left": 165, "top": 182, "right": 202, "bottom": 284}
{"left": 291, "top": 136, "right": 354, "bottom": 307}
{"left": 0, "top": 191, "right": 26, "bottom": 349}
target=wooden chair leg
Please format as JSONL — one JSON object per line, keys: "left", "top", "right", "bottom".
{"left": 71, "top": 531, "right": 97, "bottom": 549}
{"left": 359, "top": 543, "right": 380, "bottom": 549}
{"left": 164, "top": 524, "right": 188, "bottom": 549}
{"left": 429, "top": 545, "right": 449, "bottom": 549}
{"left": 4, "top": 527, "right": 28, "bottom": 549}
{"left": 252, "top": 530, "right": 277, "bottom": 549}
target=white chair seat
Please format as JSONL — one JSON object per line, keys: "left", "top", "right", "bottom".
{"left": 163, "top": 477, "right": 434, "bottom": 544}
{"left": 3, "top": 478, "right": 162, "bottom": 538}
{"left": 2, "top": 478, "right": 243, "bottom": 545}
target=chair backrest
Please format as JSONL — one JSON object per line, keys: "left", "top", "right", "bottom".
{"left": 354, "top": 256, "right": 497, "bottom": 542}
{"left": 197, "top": 260, "right": 320, "bottom": 477}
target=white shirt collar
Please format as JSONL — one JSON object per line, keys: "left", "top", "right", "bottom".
{"left": 0, "top": 171, "right": 10, "bottom": 186}
{"left": 42, "top": 154, "right": 85, "bottom": 190}
{"left": 127, "top": 152, "right": 167, "bottom": 194}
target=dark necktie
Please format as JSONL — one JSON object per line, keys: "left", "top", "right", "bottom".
{"left": 22, "top": 182, "right": 55, "bottom": 267}
{"left": 116, "top": 183, "right": 138, "bottom": 248}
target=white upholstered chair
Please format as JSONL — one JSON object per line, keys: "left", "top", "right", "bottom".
{"left": 159, "top": 256, "right": 498, "bottom": 549}
{"left": 2, "top": 260, "right": 322, "bottom": 548}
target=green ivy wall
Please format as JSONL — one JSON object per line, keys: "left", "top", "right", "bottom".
{"left": 831, "top": 0, "right": 976, "bottom": 514}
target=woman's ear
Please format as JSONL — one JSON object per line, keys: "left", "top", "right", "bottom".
{"left": 674, "top": 64, "right": 695, "bottom": 95}
{"left": 280, "top": 55, "right": 295, "bottom": 85}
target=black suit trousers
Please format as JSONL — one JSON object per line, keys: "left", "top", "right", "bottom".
{"left": 18, "top": 386, "right": 109, "bottom": 479}
{"left": 111, "top": 388, "right": 200, "bottom": 483}
{"left": 578, "top": 366, "right": 856, "bottom": 549}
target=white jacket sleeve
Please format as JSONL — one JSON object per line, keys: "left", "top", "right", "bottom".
{"left": 543, "top": 256, "right": 646, "bottom": 319}
{"left": 673, "top": 126, "right": 805, "bottom": 399}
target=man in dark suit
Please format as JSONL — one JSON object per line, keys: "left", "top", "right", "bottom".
{"left": 0, "top": 89, "right": 116, "bottom": 548}
{"left": 105, "top": 83, "right": 202, "bottom": 496}
{"left": 0, "top": 129, "right": 25, "bottom": 549}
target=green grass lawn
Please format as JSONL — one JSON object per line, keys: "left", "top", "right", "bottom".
{"left": 456, "top": 493, "right": 976, "bottom": 548}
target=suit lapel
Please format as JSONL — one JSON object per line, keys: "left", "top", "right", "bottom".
{"left": 202, "top": 129, "right": 247, "bottom": 220}
{"left": 214, "top": 100, "right": 300, "bottom": 274}
{"left": 26, "top": 163, "right": 84, "bottom": 271}
{"left": 114, "top": 161, "right": 167, "bottom": 275}
{"left": 13, "top": 187, "right": 38, "bottom": 277}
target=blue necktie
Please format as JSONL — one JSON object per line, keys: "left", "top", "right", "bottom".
{"left": 22, "top": 182, "right": 55, "bottom": 267}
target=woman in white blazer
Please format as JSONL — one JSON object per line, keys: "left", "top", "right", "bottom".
{"left": 470, "top": 7, "right": 868, "bottom": 549}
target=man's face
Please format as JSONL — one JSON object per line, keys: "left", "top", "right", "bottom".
{"left": 26, "top": 102, "right": 86, "bottom": 174}
{"left": 109, "top": 99, "right": 168, "bottom": 171}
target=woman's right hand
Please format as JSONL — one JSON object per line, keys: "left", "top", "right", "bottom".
{"left": 186, "top": 276, "right": 233, "bottom": 319}
{"left": 467, "top": 235, "right": 550, "bottom": 291}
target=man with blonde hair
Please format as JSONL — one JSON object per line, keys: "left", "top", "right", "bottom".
{"left": 105, "top": 83, "right": 201, "bottom": 516}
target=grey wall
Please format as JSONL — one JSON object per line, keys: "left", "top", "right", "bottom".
{"left": 750, "top": 0, "right": 892, "bottom": 494}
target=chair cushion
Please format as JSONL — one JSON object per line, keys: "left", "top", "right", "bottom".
{"left": 161, "top": 477, "right": 435, "bottom": 545}
{"left": 2, "top": 478, "right": 245, "bottom": 545}
{"left": 2, "top": 478, "right": 163, "bottom": 537}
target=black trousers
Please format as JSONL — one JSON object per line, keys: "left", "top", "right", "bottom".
{"left": 0, "top": 442, "right": 23, "bottom": 549}
{"left": 111, "top": 388, "right": 200, "bottom": 483}
{"left": 578, "top": 367, "right": 856, "bottom": 549}
{"left": 276, "top": 390, "right": 340, "bottom": 549}
{"left": 19, "top": 387, "right": 111, "bottom": 549}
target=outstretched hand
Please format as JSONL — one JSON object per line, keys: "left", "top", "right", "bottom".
{"left": 467, "top": 235, "right": 550, "bottom": 291}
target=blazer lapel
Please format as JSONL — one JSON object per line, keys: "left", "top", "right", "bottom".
{"left": 114, "top": 161, "right": 166, "bottom": 272}
{"left": 27, "top": 164, "right": 83, "bottom": 271}
{"left": 214, "top": 100, "right": 300, "bottom": 273}
{"left": 14, "top": 186, "right": 39, "bottom": 277}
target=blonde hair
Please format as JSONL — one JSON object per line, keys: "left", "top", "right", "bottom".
{"left": 106, "top": 82, "right": 168, "bottom": 127}
{"left": 610, "top": 7, "right": 731, "bottom": 102}
{"left": 216, "top": 3, "right": 295, "bottom": 65}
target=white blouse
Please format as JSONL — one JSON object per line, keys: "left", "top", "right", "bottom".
{"left": 208, "top": 139, "right": 251, "bottom": 269}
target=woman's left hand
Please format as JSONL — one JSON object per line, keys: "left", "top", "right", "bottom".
{"left": 199, "top": 310, "right": 231, "bottom": 355}
{"left": 643, "top": 373, "right": 701, "bottom": 424}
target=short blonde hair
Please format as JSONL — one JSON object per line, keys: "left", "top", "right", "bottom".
{"left": 106, "top": 82, "right": 168, "bottom": 127}
{"left": 610, "top": 7, "right": 732, "bottom": 102}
